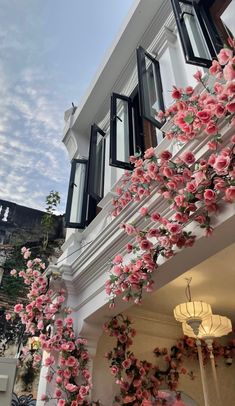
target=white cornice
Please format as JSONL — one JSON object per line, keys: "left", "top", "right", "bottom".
{"left": 62, "top": 0, "right": 175, "bottom": 147}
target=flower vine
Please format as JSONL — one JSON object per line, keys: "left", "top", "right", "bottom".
{"left": 8, "top": 248, "right": 92, "bottom": 406}
{"left": 107, "top": 45, "right": 235, "bottom": 305}
{"left": 104, "top": 315, "right": 235, "bottom": 406}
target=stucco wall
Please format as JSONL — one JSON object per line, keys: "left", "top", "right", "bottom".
{"left": 91, "top": 313, "right": 235, "bottom": 406}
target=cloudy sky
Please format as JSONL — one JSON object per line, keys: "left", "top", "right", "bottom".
{"left": 0, "top": 0, "right": 134, "bottom": 212}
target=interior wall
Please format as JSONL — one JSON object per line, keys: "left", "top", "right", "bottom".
{"left": 92, "top": 313, "right": 235, "bottom": 406}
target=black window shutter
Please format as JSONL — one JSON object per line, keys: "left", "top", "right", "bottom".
{"left": 171, "top": 0, "right": 219, "bottom": 68}
{"left": 88, "top": 124, "right": 106, "bottom": 201}
{"left": 137, "top": 46, "right": 164, "bottom": 128}
{"left": 65, "top": 159, "right": 88, "bottom": 229}
{"left": 109, "top": 92, "right": 134, "bottom": 170}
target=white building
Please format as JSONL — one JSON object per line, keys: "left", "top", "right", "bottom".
{"left": 38, "top": 1, "right": 235, "bottom": 405}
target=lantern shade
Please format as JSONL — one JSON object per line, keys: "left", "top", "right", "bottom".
{"left": 183, "top": 315, "right": 232, "bottom": 339}
{"left": 173, "top": 301, "right": 212, "bottom": 323}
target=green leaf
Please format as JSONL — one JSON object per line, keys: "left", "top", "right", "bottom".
{"left": 184, "top": 114, "right": 194, "bottom": 124}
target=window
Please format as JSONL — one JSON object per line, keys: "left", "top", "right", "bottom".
{"left": 110, "top": 47, "right": 165, "bottom": 170}
{"left": 171, "top": 0, "right": 219, "bottom": 67}
{"left": 110, "top": 93, "right": 134, "bottom": 170}
{"left": 65, "top": 159, "right": 88, "bottom": 228}
{"left": 137, "top": 46, "right": 164, "bottom": 128}
{"left": 88, "top": 124, "right": 106, "bottom": 201}
{"left": 205, "top": 0, "right": 235, "bottom": 46}
{"left": 172, "top": 0, "right": 235, "bottom": 68}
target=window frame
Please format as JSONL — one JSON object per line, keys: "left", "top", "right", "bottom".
{"left": 65, "top": 158, "right": 88, "bottom": 229}
{"left": 171, "top": 0, "right": 220, "bottom": 68}
{"left": 137, "top": 46, "right": 165, "bottom": 129}
{"left": 109, "top": 92, "right": 134, "bottom": 170}
{"left": 88, "top": 124, "right": 106, "bottom": 202}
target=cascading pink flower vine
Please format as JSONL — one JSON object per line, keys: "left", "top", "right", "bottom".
{"left": 7, "top": 248, "right": 92, "bottom": 406}
{"left": 104, "top": 315, "right": 235, "bottom": 406}
{"left": 107, "top": 44, "right": 235, "bottom": 305}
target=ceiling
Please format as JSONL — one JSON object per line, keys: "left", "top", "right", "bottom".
{"left": 140, "top": 242, "right": 235, "bottom": 322}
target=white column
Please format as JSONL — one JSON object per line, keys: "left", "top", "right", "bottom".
{"left": 196, "top": 339, "right": 211, "bottom": 406}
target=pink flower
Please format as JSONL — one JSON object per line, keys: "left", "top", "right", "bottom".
{"left": 215, "top": 104, "right": 225, "bottom": 117}
{"left": 124, "top": 224, "right": 135, "bottom": 235}
{"left": 223, "top": 61, "right": 235, "bottom": 81}
{"left": 65, "top": 383, "right": 78, "bottom": 392}
{"left": 213, "top": 155, "right": 230, "bottom": 174}
{"left": 5, "top": 313, "right": 11, "bottom": 321}
{"left": 185, "top": 86, "right": 194, "bottom": 95}
{"left": 33, "top": 354, "right": 41, "bottom": 363}
{"left": 196, "top": 109, "right": 211, "bottom": 123}
{"left": 144, "top": 147, "right": 155, "bottom": 159}
{"left": 193, "top": 70, "right": 202, "bottom": 81}
{"left": 172, "top": 86, "right": 182, "bottom": 99}
{"left": 122, "top": 358, "right": 132, "bottom": 369}
{"left": 14, "top": 304, "right": 23, "bottom": 313}
{"left": 140, "top": 239, "right": 153, "bottom": 251}
{"left": 209, "top": 59, "right": 222, "bottom": 75}
{"left": 41, "top": 394, "right": 48, "bottom": 401}
{"left": 57, "top": 295, "right": 65, "bottom": 304}
{"left": 21, "top": 248, "right": 31, "bottom": 259}
{"left": 66, "top": 356, "right": 77, "bottom": 367}
{"left": 56, "top": 376, "right": 63, "bottom": 384}
{"left": 55, "top": 389, "right": 62, "bottom": 398}
{"left": 10, "top": 269, "right": 17, "bottom": 276}
{"left": 151, "top": 212, "right": 161, "bottom": 222}
{"left": 225, "top": 186, "right": 235, "bottom": 202}
{"left": 186, "top": 181, "right": 197, "bottom": 193}
{"left": 57, "top": 400, "right": 65, "bottom": 406}
{"left": 110, "top": 365, "right": 119, "bottom": 375}
{"left": 180, "top": 151, "right": 195, "bottom": 165}
{"left": 203, "top": 189, "right": 216, "bottom": 202}
{"left": 37, "top": 320, "right": 44, "bottom": 330}
{"left": 167, "top": 223, "right": 182, "bottom": 235}
{"left": 140, "top": 207, "right": 148, "bottom": 216}
{"left": 206, "top": 122, "right": 218, "bottom": 135}
{"left": 55, "top": 318, "right": 63, "bottom": 328}
{"left": 113, "top": 254, "right": 123, "bottom": 264}
{"left": 160, "top": 150, "right": 172, "bottom": 161}
{"left": 44, "top": 355, "right": 55, "bottom": 366}
{"left": 218, "top": 48, "right": 233, "bottom": 65}
{"left": 226, "top": 102, "right": 235, "bottom": 113}
{"left": 79, "top": 385, "right": 89, "bottom": 397}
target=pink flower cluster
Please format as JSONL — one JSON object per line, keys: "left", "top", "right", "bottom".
{"left": 108, "top": 135, "right": 235, "bottom": 303}
{"left": 104, "top": 315, "right": 200, "bottom": 406}
{"left": 9, "top": 248, "right": 92, "bottom": 406}
{"left": 159, "top": 46, "right": 235, "bottom": 146}
{"left": 106, "top": 210, "right": 196, "bottom": 303}
{"left": 104, "top": 314, "right": 155, "bottom": 405}
{"left": 110, "top": 45, "right": 235, "bottom": 304}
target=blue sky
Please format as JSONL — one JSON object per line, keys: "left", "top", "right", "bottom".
{"left": 0, "top": 0, "right": 134, "bottom": 212}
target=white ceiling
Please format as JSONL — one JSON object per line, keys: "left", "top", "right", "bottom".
{"left": 141, "top": 242, "right": 235, "bottom": 322}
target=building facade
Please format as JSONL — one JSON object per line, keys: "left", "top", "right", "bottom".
{"left": 38, "top": 1, "right": 235, "bottom": 405}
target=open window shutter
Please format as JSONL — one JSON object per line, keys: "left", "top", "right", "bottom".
{"left": 137, "top": 46, "right": 164, "bottom": 129}
{"left": 109, "top": 92, "right": 134, "bottom": 170}
{"left": 65, "top": 159, "right": 88, "bottom": 228}
{"left": 88, "top": 124, "right": 106, "bottom": 201}
{"left": 171, "top": 0, "right": 219, "bottom": 68}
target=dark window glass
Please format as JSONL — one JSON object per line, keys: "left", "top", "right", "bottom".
{"left": 88, "top": 124, "right": 105, "bottom": 201}
{"left": 137, "top": 46, "right": 164, "bottom": 128}
{"left": 110, "top": 93, "right": 134, "bottom": 170}
{"left": 65, "top": 159, "right": 88, "bottom": 229}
